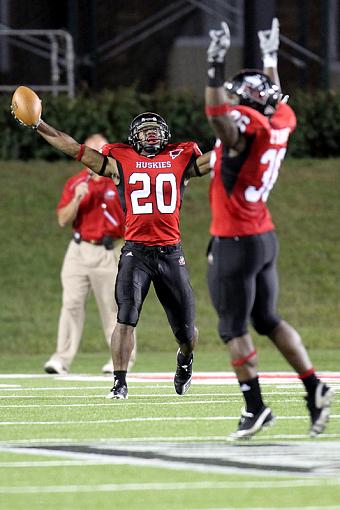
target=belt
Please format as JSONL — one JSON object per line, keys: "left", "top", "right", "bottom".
{"left": 124, "top": 241, "right": 181, "bottom": 254}
{"left": 73, "top": 233, "right": 116, "bottom": 250}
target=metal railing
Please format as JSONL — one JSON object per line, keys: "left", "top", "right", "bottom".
{"left": 0, "top": 27, "right": 75, "bottom": 97}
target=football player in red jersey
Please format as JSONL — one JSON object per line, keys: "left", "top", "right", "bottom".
{"left": 24, "top": 111, "right": 210, "bottom": 399}
{"left": 205, "top": 18, "right": 333, "bottom": 439}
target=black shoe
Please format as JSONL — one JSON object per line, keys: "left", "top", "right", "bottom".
{"left": 105, "top": 382, "right": 128, "bottom": 400}
{"left": 228, "top": 406, "right": 275, "bottom": 440}
{"left": 174, "top": 349, "right": 193, "bottom": 395}
{"left": 305, "top": 382, "right": 334, "bottom": 437}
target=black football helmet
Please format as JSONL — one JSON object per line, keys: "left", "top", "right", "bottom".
{"left": 224, "top": 70, "right": 280, "bottom": 115}
{"left": 128, "top": 112, "right": 171, "bottom": 155}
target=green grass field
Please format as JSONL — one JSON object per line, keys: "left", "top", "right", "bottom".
{"left": 1, "top": 157, "right": 340, "bottom": 509}
{"left": 0, "top": 355, "right": 339, "bottom": 510}
{"left": 1, "top": 158, "right": 340, "bottom": 356}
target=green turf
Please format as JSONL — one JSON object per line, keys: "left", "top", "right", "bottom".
{"left": 1, "top": 159, "right": 340, "bottom": 355}
{"left": 0, "top": 348, "right": 339, "bottom": 374}
{"left": 0, "top": 371, "right": 339, "bottom": 510}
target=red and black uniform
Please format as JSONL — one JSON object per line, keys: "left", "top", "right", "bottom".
{"left": 101, "top": 142, "right": 202, "bottom": 341}
{"left": 58, "top": 169, "right": 125, "bottom": 245}
{"left": 207, "top": 103, "right": 296, "bottom": 342}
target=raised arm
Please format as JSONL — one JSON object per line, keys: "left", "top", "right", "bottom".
{"left": 37, "top": 121, "right": 119, "bottom": 183}
{"left": 204, "top": 22, "right": 240, "bottom": 149}
{"left": 258, "top": 17, "right": 281, "bottom": 90}
{"left": 10, "top": 87, "right": 120, "bottom": 183}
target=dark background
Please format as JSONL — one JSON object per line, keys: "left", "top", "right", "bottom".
{"left": 1, "top": 0, "right": 339, "bottom": 97}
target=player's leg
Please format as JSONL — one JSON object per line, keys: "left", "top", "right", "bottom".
{"left": 44, "top": 240, "right": 90, "bottom": 374}
{"left": 106, "top": 243, "right": 152, "bottom": 399}
{"left": 153, "top": 246, "right": 197, "bottom": 395}
{"left": 252, "top": 231, "right": 333, "bottom": 436}
{"left": 90, "top": 242, "right": 137, "bottom": 373}
{"left": 207, "top": 235, "right": 274, "bottom": 439}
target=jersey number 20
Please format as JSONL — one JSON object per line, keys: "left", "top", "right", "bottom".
{"left": 129, "top": 173, "right": 177, "bottom": 214}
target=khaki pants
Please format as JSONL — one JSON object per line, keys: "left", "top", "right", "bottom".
{"left": 46, "top": 239, "right": 136, "bottom": 371}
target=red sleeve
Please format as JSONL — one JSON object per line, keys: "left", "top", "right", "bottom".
{"left": 56, "top": 172, "right": 88, "bottom": 212}
{"left": 101, "top": 143, "right": 130, "bottom": 158}
{"left": 192, "top": 142, "right": 202, "bottom": 157}
{"left": 271, "top": 103, "right": 297, "bottom": 133}
{"left": 56, "top": 179, "right": 74, "bottom": 212}
{"left": 228, "top": 105, "right": 267, "bottom": 136}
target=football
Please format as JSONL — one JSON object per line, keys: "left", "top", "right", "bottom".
{"left": 11, "top": 86, "right": 42, "bottom": 126}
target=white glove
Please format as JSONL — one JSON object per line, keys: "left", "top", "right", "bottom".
{"left": 258, "top": 17, "right": 280, "bottom": 68}
{"left": 207, "top": 21, "right": 231, "bottom": 63}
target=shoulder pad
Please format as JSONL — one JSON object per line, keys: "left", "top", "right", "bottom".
{"left": 101, "top": 143, "right": 130, "bottom": 156}
{"left": 270, "top": 103, "right": 296, "bottom": 132}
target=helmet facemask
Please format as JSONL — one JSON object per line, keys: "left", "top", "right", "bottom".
{"left": 225, "top": 70, "right": 280, "bottom": 115}
{"left": 128, "top": 113, "right": 171, "bottom": 155}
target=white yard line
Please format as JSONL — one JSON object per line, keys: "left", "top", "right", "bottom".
{"left": 190, "top": 507, "right": 340, "bottom": 510}
{"left": 2, "top": 433, "right": 339, "bottom": 446}
{"left": 0, "top": 372, "right": 339, "bottom": 384}
{"left": 0, "top": 397, "right": 320, "bottom": 408}
{"left": 1, "top": 415, "right": 340, "bottom": 426}
{"left": 1, "top": 479, "right": 340, "bottom": 494}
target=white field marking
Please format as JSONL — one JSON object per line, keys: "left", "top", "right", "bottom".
{"left": 1, "top": 415, "right": 340, "bottom": 426}
{"left": 1, "top": 479, "right": 340, "bottom": 494}
{"left": 0, "top": 388, "right": 322, "bottom": 402}
{"left": 0, "top": 436, "right": 229, "bottom": 446}
{"left": 190, "top": 507, "right": 340, "bottom": 510}
{"left": 0, "top": 397, "right": 317, "bottom": 409}
{"left": 0, "top": 445, "right": 320, "bottom": 479}
{"left": 0, "top": 460, "right": 122, "bottom": 467}
{"left": 0, "top": 384, "right": 21, "bottom": 388}
{"left": 1, "top": 371, "right": 340, "bottom": 384}
{"left": 0, "top": 399, "right": 230, "bottom": 409}
{"left": 2, "top": 433, "right": 340, "bottom": 447}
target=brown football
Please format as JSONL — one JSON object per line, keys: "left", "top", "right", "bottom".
{"left": 11, "top": 86, "right": 42, "bottom": 125}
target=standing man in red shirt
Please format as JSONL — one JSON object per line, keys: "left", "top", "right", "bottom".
{"left": 12, "top": 107, "right": 210, "bottom": 398}
{"left": 44, "top": 134, "right": 136, "bottom": 375}
{"left": 205, "top": 18, "right": 333, "bottom": 439}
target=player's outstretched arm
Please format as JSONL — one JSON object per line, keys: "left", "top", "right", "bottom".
{"left": 258, "top": 17, "right": 281, "bottom": 90}
{"left": 36, "top": 121, "right": 116, "bottom": 180}
{"left": 205, "top": 21, "right": 239, "bottom": 148}
{"left": 10, "top": 86, "right": 120, "bottom": 183}
{"left": 36, "top": 121, "right": 119, "bottom": 183}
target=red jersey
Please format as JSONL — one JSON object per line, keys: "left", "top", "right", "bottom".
{"left": 209, "top": 103, "right": 296, "bottom": 237}
{"left": 102, "top": 142, "right": 202, "bottom": 245}
{"left": 57, "top": 169, "right": 125, "bottom": 240}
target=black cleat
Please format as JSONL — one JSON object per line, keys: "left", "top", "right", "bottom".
{"left": 174, "top": 349, "right": 193, "bottom": 396}
{"left": 228, "top": 406, "right": 275, "bottom": 440}
{"left": 305, "top": 382, "right": 334, "bottom": 437}
{"left": 105, "top": 381, "right": 128, "bottom": 400}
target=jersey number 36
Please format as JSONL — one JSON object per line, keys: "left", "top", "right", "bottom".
{"left": 245, "top": 147, "right": 287, "bottom": 203}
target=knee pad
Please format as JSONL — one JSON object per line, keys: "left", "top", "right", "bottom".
{"left": 117, "top": 303, "right": 139, "bottom": 327}
{"left": 174, "top": 322, "right": 196, "bottom": 344}
{"left": 218, "top": 320, "right": 247, "bottom": 344}
{"left": 252, "top": 315, "right": 280, "bottom": 336}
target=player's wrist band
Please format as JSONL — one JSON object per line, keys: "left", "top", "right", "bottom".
{"left": 76, "top": 144, "right": 86, "bottom": 161}
{"left": 205, "top": 103, "right": 231, "bottom": 116}
{"left": 207, "top": 62, "right": 225, "bottom": 87}
{"left": 98, "top": 156, "right": 108, "bottom": 176}
{"left": 193, "top": 159, "right": 201, "bottom": 177}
